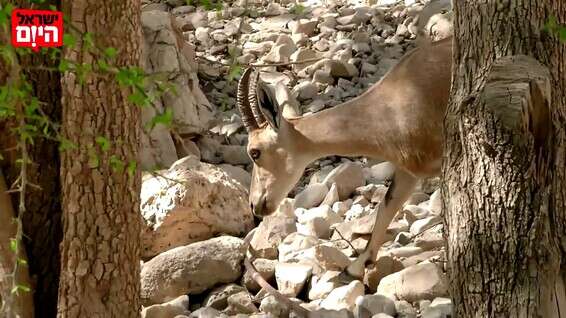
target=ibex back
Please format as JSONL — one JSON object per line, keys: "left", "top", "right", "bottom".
{"left": 237, "top": 37, "right": 452, "bottom": 278}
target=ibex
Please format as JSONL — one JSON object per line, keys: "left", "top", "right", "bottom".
{"left": 237, "top": 36, "right": 452, "bottom": 278}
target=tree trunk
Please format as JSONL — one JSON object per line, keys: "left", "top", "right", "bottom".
{"left": 443, "top": 1, "right": 566, "bottom": 317}
{"left": 57, "top": 0, "right": 142, "bottom": 317}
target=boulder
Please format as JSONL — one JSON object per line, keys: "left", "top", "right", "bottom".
{"left": 308, "top": 271, "right": 344, "bottom": 300}
{"left": 141, "top": 295, "right": 190, "bottom": 318}
{"left": 321, "top": 183, "right": 340, "bottom": 206}
{"left": 291, "top": 48, "right": 319, "bottom": 72}
{"left": 355, "top": 294, "right": 396, "bottom": 317}
{"left": 410, "top": 215, "right": 441, "bottom": 236}
{"left": 421, "top": 297, "right": 452, "bottom": 318}
{"left": 414, "top": 225, "right": 444, "bottom": 250}
{"left": 141, "top": 236, "right": 245, "bottom": 305}
{"left": 141, "top": 10, "right": 214, "bottom": 169}
{"left": 242, "top": 258, "right": 277, "bottom": 292}
{"left": 265, "top": 2, "right": 286, "bottom": 16}
{"left": 294, "top": 183, "right": 329, "bottom": 209}
{"left": 275, "top": 263, "right": 313, "bottom": 297}
{"left": 141, "top": 156, "right": 254, "bottom": 258}
{"left": 189, "top": 307, "right": 228, "bottom": 318}
{"left": 365, "top": 162, "right": 395, "bottom": 184}
{"left": 401, "top": 250, "right": 445, "bottom": 268}
{"left": 402, "top": 205, "right": 431, "bottom": 220}
{"left": 278, "top": 233, "right": 320, "bottom": 262}
{"left": 377, "top": 262, "right": 448, "bottom": 302}
{"left": 297, "top": 217, "right": 332, "bottom": 239}
{"left": 204, "top": 284, "right": 246, "bottom": 310}
{"left": 323, "top": 162, "right": 365, "bottom": 200}
{"left": 313, "top": 245, "right": 351, "bottom": 271}
{"left": 320, "top": 280, "right": 365, "bottom": 311}
{"left": 290, "top": 19, "right": 318, "bottom": 36}
{"left": 260, "top": 295, "right": 289, "bottom": 317}
{"left": 395, "top": 300, "right": 417, "bottom": 318}
{"left": 364, "top": 255, "right": 405, "bottom": 292}
{"left": 294, "top": 81, "right": 318, "bottom": 101}
{"left": 336, "top": 11, "right": 371, "bottom": 26}
{"left": 296, "top": 205, "right": 342, "bottom": 226}
{"left": 309, "top": 309, "right": 353, "bottom": 318}
{"left": 226, "top": 291, "right": 259, "bottom": 315}
{"left": 428, "top": 189, "right": 442, "bottom": 214}
{"left": 218, "top": 164, "right": 251, "bottom": 189}
{"left": 250, "top": 214, "right": 297, "bottom": 259}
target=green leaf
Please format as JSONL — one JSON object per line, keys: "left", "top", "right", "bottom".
{"left": 560, "top": 28, "right": 566, "bottom": 42}
{"left": 290, "top": 4, "right": 306, "bottom": 15}
{"left": 227, "top": 64, "right": 242, "bottom": 82}
{"left": 11, "top": 284, "right": 31, "bottom": 294}
{"left": 95, "top": 136, "right": 110, "bottom": 152}
{"left": 545, "top": 16, "right": 558, "bottom": 32}
{"left": 83, "top": 32, "right": 94, "bottom": 49}
{"left": 0, "top": 44, "right": 16, "bottom": 66}
{"left": 109, "top": 155, "right": 125, "bottom": 173}
{"left": 1, "top": 3, "right": 14, "bottom": 15}
{"left": 104, "top": 47, "right": 117, "bottom": 59}
{"left": 9, "top": 238, "right": 17, "bottom": 252}
{"left": 147, "top": 108, "right": 174, "bottom": 129}
{"left": 97, "top": 60, "right": 110, "bottom": 72}
{"left": 25, "top": 98, "right": 39, "bottom": 116}
{"left": 58, "top": 138, "right": 77, "bottom": 152}
{"left": 128, "top": 91, "right": 149, "bottom": 107}
{"left": 18, "top": 258, "right": 28, "bottom": 266}
{"left": 201, "top": 0, "right": 212, "bottom": 9}
{"left": 58, "top": 60, "right": 71, "bottom": 72}
{"left": 16, "top": 284, "right": 31, "bottom": 293}
{"left": 127, "top": 160, "right": 137, "bottom": 177}
{"left": 116, "top": 67, "right": 145, "bottom": 87}
{"left": 63, "top": 33, "right": 77, "bottom": 48}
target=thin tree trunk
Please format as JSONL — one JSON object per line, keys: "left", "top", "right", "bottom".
{"left": 57, "top": 0, "right": 142, "bottom": 316}
{"left": 0, "top": 2, "right": 62, "bottom": 315}
{"left": 0, "top": 171, "right": 34, "bottom": 318}
{"left": 443, "top": 1, "right": 566, "bottom": 317}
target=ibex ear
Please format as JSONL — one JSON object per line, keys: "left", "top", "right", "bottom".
{"left": 257, "top": 81, "right": 281, "bottom": 130}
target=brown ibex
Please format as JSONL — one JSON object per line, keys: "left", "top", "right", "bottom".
{"left": 237, "top": 36, "right": 451, "bottom": 278}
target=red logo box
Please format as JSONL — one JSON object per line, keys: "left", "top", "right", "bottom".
{"left": 11, "top": 9, "right": 63, "bottom": 51}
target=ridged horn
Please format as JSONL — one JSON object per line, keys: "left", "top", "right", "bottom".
{"left": 248, "top": 69, "right": 268, "bottom": 127}
{"left": 237, "top": 67, "right": 260, "bottom": 131}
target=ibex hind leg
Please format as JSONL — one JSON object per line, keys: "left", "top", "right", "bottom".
{"left": 345, "top": 169, "right": 418, "bottom": 278}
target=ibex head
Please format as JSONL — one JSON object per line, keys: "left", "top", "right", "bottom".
{"left": 237, "top": 68, "right": 311, "bottom": 217}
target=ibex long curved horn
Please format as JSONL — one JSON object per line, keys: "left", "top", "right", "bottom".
{"left": 237, "top": 67, "right": 261, "bottom": 131}
{"left": 248, "top": 69, "right": 268, "bottom": 127}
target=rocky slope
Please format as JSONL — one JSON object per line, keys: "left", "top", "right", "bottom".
{"left": 138, "top": 0, "right": 453, "bottom": 317}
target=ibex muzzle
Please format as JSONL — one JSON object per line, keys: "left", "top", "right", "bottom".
{"left": 237, "top": 68, "right": 309, "bottom": 217}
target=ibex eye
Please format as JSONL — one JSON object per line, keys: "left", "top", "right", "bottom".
{"left": 249, "top": 149, "right": 261, "bottom": 160}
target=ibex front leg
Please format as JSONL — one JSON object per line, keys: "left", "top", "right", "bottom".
{"left": 346, "top": 169, "right": 418, "bottom": 278}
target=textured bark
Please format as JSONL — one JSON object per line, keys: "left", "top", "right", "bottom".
{"left": 57, "top": 0, "right": 142, "bottom": 317}
{"left": 443, "top": 1, "right": 566, "bottom": 317}
{"left": 0, "top": 1, "right": 62, "bottom": 316}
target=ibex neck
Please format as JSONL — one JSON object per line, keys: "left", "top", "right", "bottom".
{"left": 289, "top": 92, "right": 390, "bottom": 161}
